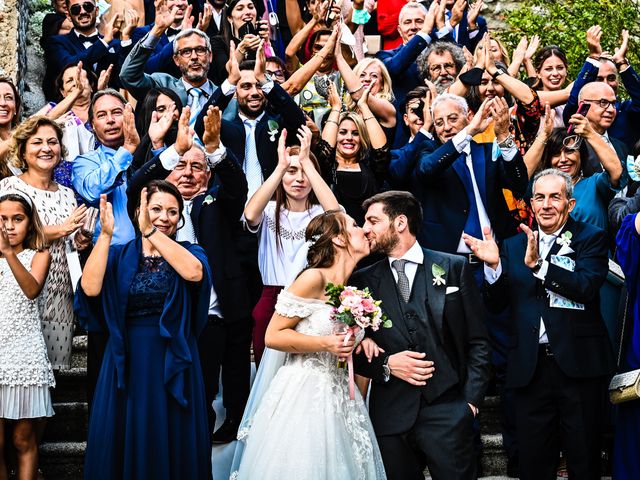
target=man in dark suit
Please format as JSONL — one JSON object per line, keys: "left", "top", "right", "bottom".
{"left": 563, "top": 27, "right": 640, "bottom": 147}
{"left": 351, "top": 190, "right": 491, "bottom": 480}
{"left": 43, "top": 0, "right": 121, "bottom": 100}
{"left": 413, "top": 94, "right": 528, "bottom": 265}
{"left": 465, "top": 168, "right": 615, "bottom": 479}
{"left": 433, "top": 0, "right": 487, "bottom": 53}
{"left": 127, "top": 106, "right": 252, "bottom": 444}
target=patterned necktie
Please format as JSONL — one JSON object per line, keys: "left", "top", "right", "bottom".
{"left": 392, "top": 259, "right": 411, "bottom": 303}
{"left": 188, "top": 88, "right": 202, "bottom": 129}
{"left": 243, "top": 119, "right": 263, "bottom": 199}
{"left": 177, "top": 200, "right": 197, "bottom": 243}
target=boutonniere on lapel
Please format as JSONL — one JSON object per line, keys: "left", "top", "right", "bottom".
{"left": 202, "top": 194, "right": 214, "bottom": 206}
{"left": 432, "top": 263, "right": 446, "bottom": 286}
{"left": 267, "top": 119, "right": 279, "bottom": 142}
{"left": 556, "top": 231, "right": 572, "bottom": 247}
{"left": 627, "top": 155, "right": 640, "bottom": 181}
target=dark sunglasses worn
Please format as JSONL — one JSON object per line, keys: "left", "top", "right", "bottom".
{"left": 69, "top": 2, "right": 96, "bottom": 16}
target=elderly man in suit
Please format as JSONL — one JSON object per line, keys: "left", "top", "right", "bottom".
{"left": 465, "top": 168, "right": 615, "bottom": 479}
{"left": 414, "top": 94, "right": 528, "bottom": 273}
{"left": 352, "top": 190, "right": 491, "bottom": 480}
{"left": 120, "top": 0, "right": 216, "bottom": 110}
{"left": 43, "top": 0, "right": 121, "bottom": 100}
{"left": 127, "top": 106, "right": 251, "bottom": 444}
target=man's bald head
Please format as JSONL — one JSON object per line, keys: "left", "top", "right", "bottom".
{"left": 578, "top": 82, "right": 617, "bottom": 134}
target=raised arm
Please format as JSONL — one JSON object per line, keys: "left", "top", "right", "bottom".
{"left": 297, "top": 125, "right": 340, "bottom": 211}
{"left": 138, "top": 187, "right": 203, "bottom": 282}
{"left": 243, "top": 130, "right": 291, "bottom": 226}
{"left": 285, "top": 16, "right": 319, "bottom": 73}
{"left": 523, "top": 103, "right": 555, "bottom": 177}
{"left": 81, "top": 195, "right": 113, "bottom": 296}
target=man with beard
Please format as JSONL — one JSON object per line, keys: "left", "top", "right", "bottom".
{"left": 417, "top": 41, "right": 466, "bottom": 94}
{"left": 351, "top": 190, "right": 491, "bottom": 480}
{"left": 121, "top": 0, "right": 194, "bottom": 77}
{"left": 43, "top": 0, "right": 122, "bottom": 100}
{"left": 120, "top": 0, "right": 216, "bottom": 111}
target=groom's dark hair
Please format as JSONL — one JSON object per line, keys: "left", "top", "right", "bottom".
{"left": 362, "top": 191, "right": 422, "bottom": 236}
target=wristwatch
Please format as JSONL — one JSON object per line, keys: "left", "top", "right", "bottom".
{"left": 530, "top": 257, "right": 544, "bottom": 274}
{"left": 497, "top": 134, "right": 516, "bottom": 149}
{"left": 615, "top": 58, "right": 630, "bottom": 69}
{"left": 491, "top": 68, "right": 506, "bottom": 80}
{"left": 382, "top": 357, "right": 391, "bottom": 382}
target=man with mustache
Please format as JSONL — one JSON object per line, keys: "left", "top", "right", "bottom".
{"left": 120, "top": 0, "right": 216, "bottom": 111}
{"left": 417, "top": 41, "right": 466, "bottom": 94}
{"left": 43, "top": 0, "right": 122, "bottom": 101}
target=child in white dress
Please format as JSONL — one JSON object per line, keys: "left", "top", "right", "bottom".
{"left": 0, "top": 190, "right": 54, "bottom": 479}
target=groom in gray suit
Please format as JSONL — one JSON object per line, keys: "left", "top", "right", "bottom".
{"left": 351, "top": 191, "right": 491, "bottom": 480}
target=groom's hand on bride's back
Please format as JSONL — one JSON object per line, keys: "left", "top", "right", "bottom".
{"left": 388, "top": 351, "right": 435, "bottom": 386}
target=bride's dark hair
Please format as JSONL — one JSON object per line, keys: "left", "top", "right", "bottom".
{"left": 305, "top": 210, "right": 349, "bottom": 268}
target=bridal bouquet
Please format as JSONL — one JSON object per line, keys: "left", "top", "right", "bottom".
{"left": 325, "top": 283, "right": 392, "bottom": 331}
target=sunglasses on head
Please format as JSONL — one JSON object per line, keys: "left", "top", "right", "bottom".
{"left": 69, "top": 2, "right": 95, "bottom": 16}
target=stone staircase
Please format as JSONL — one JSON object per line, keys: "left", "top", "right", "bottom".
{"left": 37, "top": 334, "right": 514, "bottom": 480}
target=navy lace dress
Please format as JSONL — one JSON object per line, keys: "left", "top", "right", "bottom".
{"left": 81, "top": 250, "right": 212, "bottom": 480}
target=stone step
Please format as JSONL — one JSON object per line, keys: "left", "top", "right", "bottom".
{"left": 70, "top": 335, "right": 87, "bottom": 370}
{"left": 40, "top": 441, "right": 85, "bottom": 480}
{"left": 44, "top": 402, "right": 88, "bottom": 443}
{"left": 52, "top": 367, "right": 87, "bottom": 403}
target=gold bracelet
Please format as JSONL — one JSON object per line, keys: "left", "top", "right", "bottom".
{"left": 326, "top": 119, "right": 339, "bottom": 125}
{"left": 349, "top": 84, "right": 365, "bottom": 95}
{"left": 363, "top": 116, "right": 375, "bottom": 121}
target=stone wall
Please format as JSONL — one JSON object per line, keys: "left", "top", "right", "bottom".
{"left": 0, "top": 0, "right": 29, "bottom": 96}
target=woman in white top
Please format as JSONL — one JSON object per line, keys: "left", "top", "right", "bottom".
{"left": 244, "top": 125, "right": 340, "bottom": 365}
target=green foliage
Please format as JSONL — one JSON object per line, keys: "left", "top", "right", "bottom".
{"left": 499, "top": 0, "right": 640, "bottom": 81}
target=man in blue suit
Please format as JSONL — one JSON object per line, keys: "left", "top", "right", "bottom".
{"left": 413, "top": 94, "right": 528, "bottom": 266}
{"left": 465, "top": 168, "right": 615, "bottom": 480}
{"left": 434, "top": 0, "right": 487, "bottom": 53}
{"left": 43, "top": 0, "right": 121, "bottom": 101}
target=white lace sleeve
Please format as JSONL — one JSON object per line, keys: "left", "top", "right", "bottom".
{"left": 275, "top": 290, "right": 320, "bottom": 318}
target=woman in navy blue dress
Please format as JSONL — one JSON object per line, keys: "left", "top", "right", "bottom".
{"left": 75, "top": 181, "right": 213, "bottom": 480}
{"left": 614, "top": 213, "right": 640, "bottom": 480}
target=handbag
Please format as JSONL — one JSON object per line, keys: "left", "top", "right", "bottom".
{"left": 608, "top": 269, "right": 640, "bottom": 404}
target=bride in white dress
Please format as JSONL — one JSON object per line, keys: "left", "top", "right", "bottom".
{"left": 230, "top": 210, "right": 387, "bottom": 480}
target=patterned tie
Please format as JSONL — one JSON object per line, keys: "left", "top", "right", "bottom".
{"left": 176, "top": 200, "right": 197, "bottom": 243}
{"left": 243, "top": 119, "right": 263, "bottom": 199}
{"left": 392, "top": 259, "right": 411, "bottom": 303}
{"left": 188, "top": 88, "right": 202, "bottom": 128}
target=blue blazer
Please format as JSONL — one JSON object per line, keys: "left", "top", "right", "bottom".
{"left": 43, "top": 29, "right": 121, "bottom": 101}
{"left": 117, "top": 25, "right": 179, "bottom": 78}
{"left": 485, "top": 217, "right": 615, "bottom": 388}
{"left": 414, "top": 139, "right": 529, "bottom": 253}
{"left": 563, "top": 60, "right": 640, "bottom": 146}
{"left": 388, "top": 131, "right": 438, "bottom": 190}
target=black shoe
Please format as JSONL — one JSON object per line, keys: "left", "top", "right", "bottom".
{"left": 212, "top": 418, "right": 240, "bottom": 444}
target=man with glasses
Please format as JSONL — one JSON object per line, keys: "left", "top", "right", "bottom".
{"left": 564, "top": 26, "right": 640, "bottom": 146}
{"left": 417, "top": 40, "right": 466, "bottom": 94}
{"left": 43, "top": 0, "right": 122, "bottom": 101}
{"left": 574, "top": 82, "right": 629, "bottom": 178}
{"left": 120, "top": 0, "right": 216, "bottom": 111}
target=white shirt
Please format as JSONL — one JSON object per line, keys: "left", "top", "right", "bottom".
{"left": 252, "top": 201, "right": 325, "bottom": 287}
{"left": 484, "top": 225, "right": 565, "bottom": 343}
{"left": 388, "top": 240, "right": 424, "bottom": 291}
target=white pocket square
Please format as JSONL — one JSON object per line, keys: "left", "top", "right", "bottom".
{"left": 557, "top": 244, "right": 575, "bottom": 256}
{"left": 446, "top": 286, "right": 460, "bottom": 294}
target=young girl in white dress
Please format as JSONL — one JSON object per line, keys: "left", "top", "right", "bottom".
{"left": 0, "top": 190, "right": 54, "bottom": 479}
{"left": 230, "top": 209, "right": 387, "bottom": 480}
{"left": 244, "top": 126, "right": 340, "bottom": 365}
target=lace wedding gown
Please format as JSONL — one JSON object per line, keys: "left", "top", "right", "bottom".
{"left": 230, "top": 290, "right": 386, "bottom": 480}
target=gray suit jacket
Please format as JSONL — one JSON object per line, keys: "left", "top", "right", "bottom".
{"left": 119, "top": 32, "right": 216, "bottom": 104}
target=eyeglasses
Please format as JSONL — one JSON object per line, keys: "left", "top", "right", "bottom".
{"left": 429, "top": 63, "right": 456, "bottom": 74}
{"left": 69, "top": 2, "right": 95, "bottom": 16}
{"left": 583, "top": 98, "right": 617, "bottom": 109}
{"left": 175, "top": 46, "right": 209, "bottom": 58}
{"left": 174, "top": 162, "right": 207, "bottom": 172}
{"left": 266, "top": 69, "right": 285, "bottom": 78}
